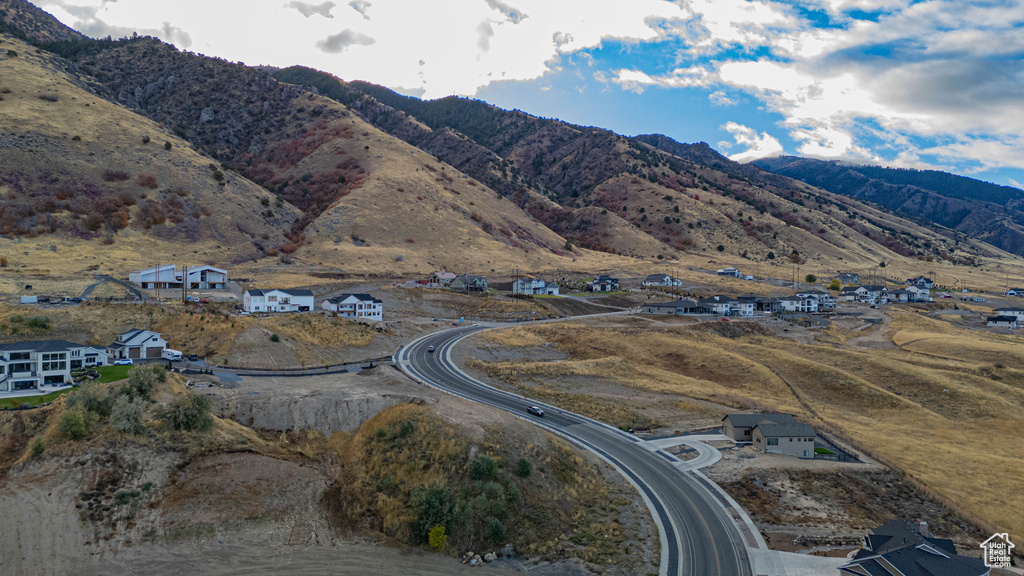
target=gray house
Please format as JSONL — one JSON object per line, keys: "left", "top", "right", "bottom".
{"left": 839, "top": 519, "right": 989, "bottom": 576}
{"left": 450, "top": 275, "right": 489, "bottom": 292}
{"left": 641, "top": 299, "right": 700, "bottom": 315}
{"left": 835, "top": 272, "right": 860, "bottom": 285}
{"left": 721, "top": 413, "right": 797, "bottom": 442}
{"left": 752, "top": 421, "right": 816, "bottom": 458}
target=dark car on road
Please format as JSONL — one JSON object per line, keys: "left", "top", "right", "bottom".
{"left": 187, "top": 354, "right": 200, "bottom": 361}
{"left": 527, "top": 405, "right": 544, "bottom": 417}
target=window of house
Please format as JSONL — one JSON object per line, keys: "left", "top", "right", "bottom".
{"left": 767, "top": 438, "right": 778, "bottom": 446}
{"left": 10, "top": 352, "right": 30, "bottom": 361}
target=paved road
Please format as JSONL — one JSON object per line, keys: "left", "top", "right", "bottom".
{"left": 396, "top": 325, "right": 752, "bottom": 576}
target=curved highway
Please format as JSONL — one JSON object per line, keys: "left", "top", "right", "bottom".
{"left": 396, "top": 325, "right": 752, "bottom": 576}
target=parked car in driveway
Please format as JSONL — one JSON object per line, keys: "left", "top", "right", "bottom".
{"left": 527, "top": 405, "right": 544, "bottom": 417}
{"left": 114, "top": 358, "right": 133, "bottom": 365}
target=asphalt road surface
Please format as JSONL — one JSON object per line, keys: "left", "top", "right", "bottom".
{"left": 396, "top": 325, "right": 752, "bottom": 576}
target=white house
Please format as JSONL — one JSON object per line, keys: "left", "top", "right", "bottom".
{"left": 861, "top": 285, "right": 888, "bottom": 304}
{"left": 795, "top": 289, "right": 835, "bottom": 309}
{"left": 322, "top": 294, "right": 383, "bottom": 321}
{"left": 987, "top": 315, "right": 1018, "bottom": 329}
{"left": 512, "top": 278, "right": 546, "bottom": 295}
{"left": 717, "top": 267, "right": 741, "bottom": 278}
{"left": 544, "top": 282, "right": 560, "bottom": 296}
{"left": 994, "top": 307, "right": 1024, "bottom": 321}
{"left": 641, "top": 274, "right": 682, "bottom": 287}
{"left": 777, "top": 296, "right": 819, "bottom": 313}
{"left": 839, "top": 286, "right": 867, "bottom": 302}
{"left": 698, "top": 295, "right": 737, "bottom": 315}
{"left": 244, "top": 289, "right": 315, "bottom": 313}
{"left": 1004, "top": 288, "right": 1024, "bottom": 297}
{"left": 129, "top": 264, "right": 227, "bottom": 290}
{"left": 107, "top": 329, "right": 166, "bottom": 360}
{"left": 0, "top": 340, "right": 108, "bottom": 391}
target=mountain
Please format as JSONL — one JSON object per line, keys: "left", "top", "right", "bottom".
{"left": 0, "top": 0, "right": 81, "bottom": 43}
{"left": 273, "top": 69, "right": 1002, "bottom": 266}
{"left": 0, "top": 34, "right": 298, "bottom": 267}
{"left": 753, "top": 156, "right": 1024, "bottom": 256}
{"left": 0, "top": 0, "right": 1015, "bottom": 277}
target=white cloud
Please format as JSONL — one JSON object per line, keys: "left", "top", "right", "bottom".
{"left": 286, "top": 1, "right": 335, "bottom": 18}
{"left": 722, "top": 122, "right": 784, "bottom": 162}
{"left": 612, "top": 66, "right": 711, "bottom": 93}
{"left": 708, "top": 91, "right": 735, "bottom": 106}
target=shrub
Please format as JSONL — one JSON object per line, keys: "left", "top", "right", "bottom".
{"left": 31, "top": 437, "right": 44, "bottom": 457}
{"left": 805, "top": 274, "right": 817, "bottom": 283}
{"left": 515, "top": 458, "right": 532, "bottom": 478}
{"left": 428, "top": 525, "right": 447, "bottom": 551}
{"left": 486, "top": 516, "right": 507, "bottom": 544}
{"left": 502, "top": 477, "right": 520, "bottom": 504}
{"left": 25, "top": 316, "right": 50, "bottom": 330}
{"left": 102, "top": 170, "right": 130, "bottom": 182}
{"left": 142, "top": 136, "right": 150, "bottom": 144}
{"left": 6, "top": 50, "right": 17, "bottom": 57}
{"left": 136, "top": 174, "right": 158, "bottom": 189}
{"left": 0, "top": 257, "right": 6, "bottom": 267}
{"left": 717, "top": 245, "right": 725, "bottom": 252}
{"left": 125, "top": 364, "right": 164, "bottom": 400}
{"left": 270, "top": 333, "right": 280, "bottom": 342}
{"left": 469, "top": 455, "right": 498, "bottom": 481}
{"left": 110, "top": 395, "right": 147, "bottom": 434}
{"left": 410, "top": 485, "right": 460, "bottom": 545}
{"left": 68, "top": 385, "right": 115, "bottom": 417}
{"left": 72, "top": 135, "right": 81, "bottom": 141}
{"left": 164, "top": 141, "right": 172, "bottom": 150}
{"left": 58, "top": 406, "right": 98, "bottom": 440}
{"left": 162, "top": 392, "right": 214, "bottom": 432}
{"left": 767, "top": 251, "right": 776, "bottom": 260}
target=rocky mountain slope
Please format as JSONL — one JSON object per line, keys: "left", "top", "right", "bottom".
{"left": 280, "top": 69, "right": 1000, "bottom": 267}
{"left": 754, "top": 156, "right": 1024, "bottom": 256}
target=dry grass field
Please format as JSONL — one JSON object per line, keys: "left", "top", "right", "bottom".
{"left": 470, "top": 313, "right": 1024, "bottom": 543}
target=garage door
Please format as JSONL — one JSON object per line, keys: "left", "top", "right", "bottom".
{"left": 146, "top": 347, "right": 163, "bottom": 358}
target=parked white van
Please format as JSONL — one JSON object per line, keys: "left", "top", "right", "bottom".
{"left": 161, "top": 348, "right": 183, "bottom": 361}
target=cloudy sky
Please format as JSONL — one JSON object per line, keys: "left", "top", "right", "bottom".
{"left": 35, "top": 0, "right": 1024, "bottom": 188}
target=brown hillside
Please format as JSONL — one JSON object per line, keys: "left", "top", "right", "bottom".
{"left": 0, "top": 34, "right": 300, "bottom": 268}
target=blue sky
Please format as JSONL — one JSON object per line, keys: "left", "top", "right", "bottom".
{"left": 36, "top": 0, "right": 1024, "bottom": 188}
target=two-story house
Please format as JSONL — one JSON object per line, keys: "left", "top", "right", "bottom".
{"left": 0, "top": 340, "right": 109, "bottom": 391}
{"left": 512, "top": 278, "right": 546, "bottom": 295}
{"left": 243, "top": 289, "right": 315, "bottom": 313}
{"left": 450, "top": 275, "right": 488, "bottom": 293}
{"left": 590, "top": 275, "right": 619, "bottom": 292}
{"left": 322, "top": 294, "right": 384, "bottom": 321}
{"left": 130, "top": 264, "right": 227, "bottom": 290}
{"left": 698, "top": 295, "right": 738, "bottom": 315}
